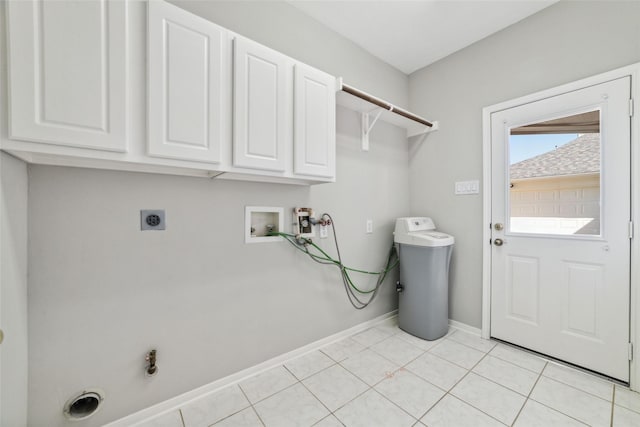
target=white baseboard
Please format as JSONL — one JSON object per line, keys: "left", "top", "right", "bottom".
{"left": 106, "top": 313, "right": 485, "bottom": 426}
{"left": 448, "top": 319, "right": 482, "bottom": 336}
{"left": 105, "top": 310, "right": 398, "bottom": 427}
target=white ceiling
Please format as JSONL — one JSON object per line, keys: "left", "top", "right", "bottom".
{"left": 289, "top": 0, "right": 558, "bottom": 75}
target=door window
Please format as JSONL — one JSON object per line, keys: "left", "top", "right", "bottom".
{"left": 508, "top": 110, "right": 601, "bottom": 236}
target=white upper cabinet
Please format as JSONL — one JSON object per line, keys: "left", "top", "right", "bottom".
{"left": 147, "top": 0, "right": 228, "bottom": 163}
{"left": 6, "top": 0, "right": 128, "bottom": 152}
{"left": 3, "top": 0, "right": 335, "bottom": 183}
{"left": 293, "top": 64, "right": 336, "bottom": 178}
{"left": 233, "top": 37, "right": 292, "bottom": 172}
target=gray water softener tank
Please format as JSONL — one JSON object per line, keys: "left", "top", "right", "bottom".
{"left": 394, "top": 217, "right": 454, "bottom": 341}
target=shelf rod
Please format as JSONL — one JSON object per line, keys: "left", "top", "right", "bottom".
{"left": 340, "top": 82, "right": 433, "bottom": 128}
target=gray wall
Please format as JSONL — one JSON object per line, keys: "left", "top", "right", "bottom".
{"left": 22, "top": 1, "right": 410, "bottom": 425}
{"left": 1, "top": 153, "right": 28, "bottom": 427}
{"left": 168, "top": 0, "right": 408, "bottom": 108}
{"left": 27, "top": 112, "right": 408, "bottom": 427}
{"left": 408, "top": 0, "right": 640, "bottom": 328}
{"left": 0, "top": 1, "right": 29, "bottom": 423}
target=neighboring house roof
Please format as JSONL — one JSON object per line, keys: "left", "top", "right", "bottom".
{"left": 510, "top": 133, "right": 600, "bottom": 179}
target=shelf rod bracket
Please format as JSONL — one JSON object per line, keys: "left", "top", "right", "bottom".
{"left": 362, "top": 109, "right": 384, "bottom": 151}
{"left": 407, "top": 121, "right": 440, "bottom": 139}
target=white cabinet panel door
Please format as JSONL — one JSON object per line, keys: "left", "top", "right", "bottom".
{"left": 293, "top": 64, "right": 335, "bottom": 178}
{"left": 233, "top": 37, "right": 291, "bottom": 172}
{"left": 6, "top": 0, "right": 127, "bottom": 152}
{"left": 147, "top": 0, "right": 227, "bottom": 163}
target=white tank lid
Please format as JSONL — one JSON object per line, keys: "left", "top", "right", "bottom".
{"left": 395, "top": 217, "right": 436, "bottom": 232}
{"left": 393, "top": 217, "right": 454, "bottom": 247}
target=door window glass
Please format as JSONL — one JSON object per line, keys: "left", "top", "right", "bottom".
{"left": 508, "top": 110, "right": 601, "bottom": 236}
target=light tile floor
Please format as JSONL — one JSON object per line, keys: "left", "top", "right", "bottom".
{"left": 142, "top": 319, "right": 640, "bottom": 427}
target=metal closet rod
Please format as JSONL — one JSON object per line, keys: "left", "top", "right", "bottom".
{"left": 340, "top": 83, "right": 434, "bottom": 128}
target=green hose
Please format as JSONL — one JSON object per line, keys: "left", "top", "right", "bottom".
{"left": 269, "top": 230, "right": 398, "bottom": 296}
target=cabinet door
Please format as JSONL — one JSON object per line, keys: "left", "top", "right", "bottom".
{"left": 147, "top": 0, "right": 227, "bottom": 163}
{"left": 293, "top": 64, "right": 336, "bottom": 178}
{"left": 6, "top": 0, "right": 127, "bottom": 152}
{"left": 233, "top": 37, "right": 291, "bottom": 172}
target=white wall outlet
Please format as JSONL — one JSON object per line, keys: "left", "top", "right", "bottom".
{"left": 455, "top": 180, "right": 480, "bottom": 195}
{"left": 319, "top": 224, "right": 328, "bottom": 239}
{"left": 141, "top": 210, "right": 166, "bottom": 231}
{"left": 366, "top": 219, "right": 373, "bottom": 234}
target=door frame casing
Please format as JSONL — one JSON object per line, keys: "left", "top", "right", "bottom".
{"left": 482, "top": 62, "right": 640, "bottom": 389}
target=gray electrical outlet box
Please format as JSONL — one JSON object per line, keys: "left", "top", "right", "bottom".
{"left": 141, "top": 210, "right": 166, "bottom": 231}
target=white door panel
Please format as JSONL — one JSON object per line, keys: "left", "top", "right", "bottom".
{"left": 505, "top": 255, "right": 539, "bottom": 325}
{"left": 491, "top": 77, "right": 631, "bottom": 381}
{"left": 6, "top": 0, "right": 127, "bottom": 151}
{"left": 562, "top": 261, "right": 602, "bottom": 339}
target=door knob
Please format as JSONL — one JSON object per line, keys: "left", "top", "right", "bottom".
{"left": 494, "top": 223, "right": 504, "bottom": 231}
{"left": 0, "top": 329, "right": 4, "bottom": 344}
{"left": 494, "top": 238, "right": 504, "bottom": 246}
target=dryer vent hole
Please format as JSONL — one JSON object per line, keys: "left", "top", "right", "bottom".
{"left": 64, "top": 390, "right": 104, "bottom": 420}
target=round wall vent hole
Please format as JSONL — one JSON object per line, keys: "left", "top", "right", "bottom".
{"left": 63, "top": 389, "right": 104, "bottom": 421}
{"left": 146, "top": 214, "right": 161, "bottom": 227}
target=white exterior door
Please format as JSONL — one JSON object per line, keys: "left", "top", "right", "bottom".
{"left": 293, "top": 63, "right": 336, "bottom": 178}
{"left": 490, "top": 77, "right": 631, "bottom": 381}
{"left": 233, "top": 37, "right": 292, "bottom": 172}
{"left": 6, "top": 0, "right": 128, "bottom": 152}
{"left": 147, "top": 0, "right": 228, "bottom": 163}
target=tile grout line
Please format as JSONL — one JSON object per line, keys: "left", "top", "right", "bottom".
{"left": 531, "top": 395, "right": 595, "bottom": 426}
{"left": 290, "top": 364, "right": 340, "bottom": 423}
{"left": 312, "top": 414, "right": 346, "bottom": 427}
{"left": 332, "top": 356, "right": 380, "bottom": 415}
{"left": 184, "top": 324, "right": 627, "bottom": 427}
{"left": 246, "top": 326, "right": 626, "bottom": 426}
{"left": 292, "top": 355, "right": 376, "bottom": 423}
{"left": 417, "top": 344, "right": 516, "bottom": 426}
{"left": 443, "top": 346, "right": 514, "bottom": 425}
{"left": 415, "top": 392, "right": 448, "bottom": 425}
{"left": 279, "top": 328, "right": 497, "bottom": 425}
{"left": 509, "top": 360, "right": 547, "bottom": 426}
{"left": 609, "top": 384, "right": 640, "bottom": 416}
{"left": 372, "top": 387, "right": 421, "bottom": 423}
{"left": 322, "top": 327, "right": 432, "bottom": 424}
{"left": 288, "top": 356, "right": 340, "bottom": 383}
{"left": 468, "top": 352, "right": 545, "bottom": 399}
{"left": 236, "top": 384, "right": 267, "bottom": 427}
{"left": 371, "top": 351, "right": 445, "bottom": 423}
{"left": 421, "top": 343, "right": 484, "bottom": 371}
{"left": 249, "top": 406, "right": 266, "bottom": 427}
{"left": 225, "top": 325, "right": 622, "bottom": 427}
{"left": 528, "top": 363, "right": 600, "bottom": 427}
{"left": 380, "top": 330, "right": 500, "bottom": 423}
{"left": 538, "top": 370, "right": 615, "bottom": 403}
{"left": 446, "top": 334, "right": 500, "bottom": 354}
{"left": 488, "top": 351, "right": 548, "bottom": 375}
{"left": 409, "top": 340, "right": 495, "bottom": 421}
{"left": 497, "top": 340, "right": 625, "bottom": 388}
{"left": 367, "top": 341, "right": 428, "bottom": 369}
{"left": 246, "top": 327, "right": 580, "bottom": 426}
{"left": 610, "top": 385, "right": 616, "bottom": 427}
{"left": 239, "top": 366, "right": 305, "bottom": 405}
{"left": 400, "top": 368, "right": 449, "bottom": 397}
